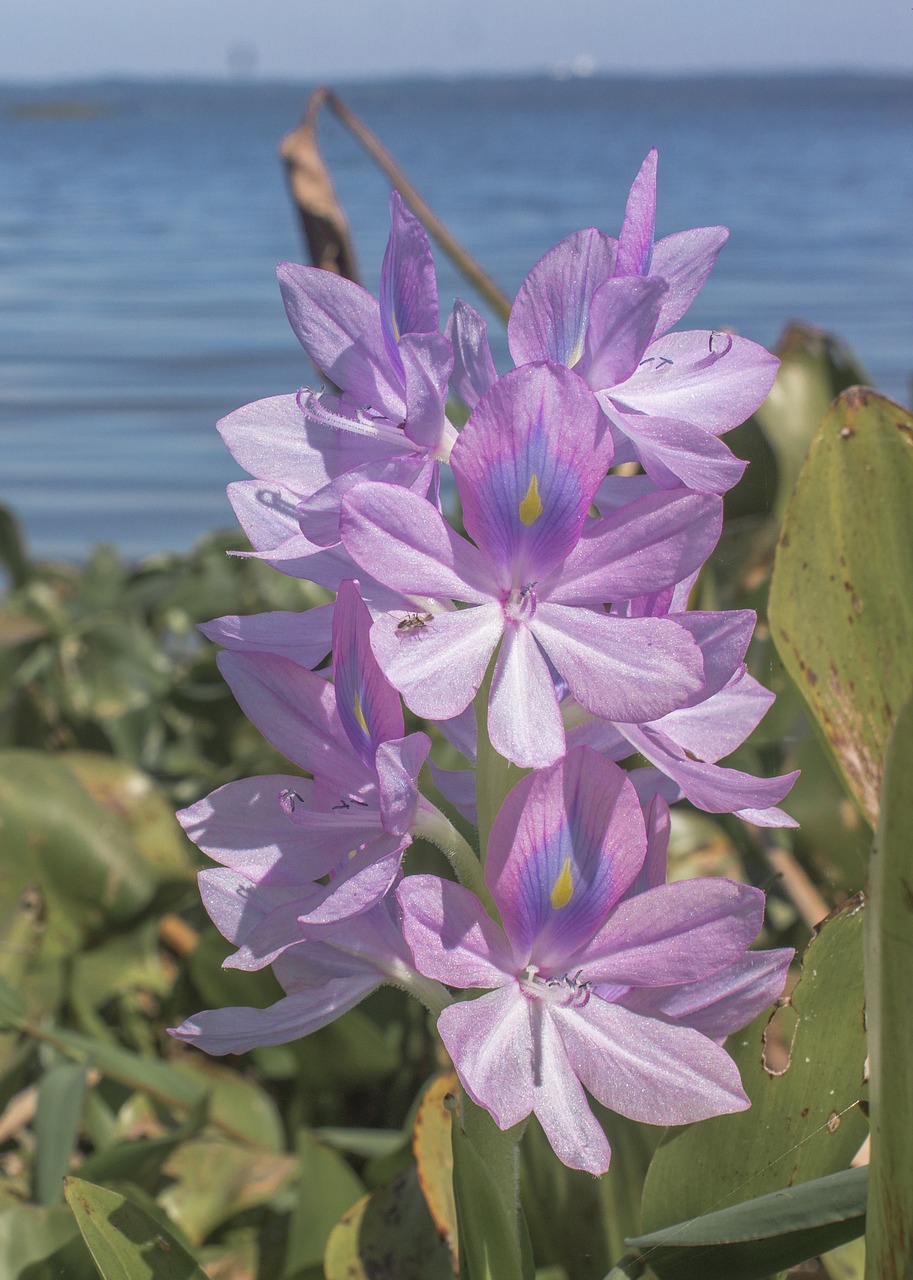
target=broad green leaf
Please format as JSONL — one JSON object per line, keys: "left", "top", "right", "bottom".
{"left": 627, "top": 1165, "right": 866, "bottom": 1280}
{"left": 76, "top": 1095, "right": 209, "bottom": 1188}
{"left": 864, "top": 694, "right": 913, "bottom": 1279}
{"left": 642, "top": 898, "right": 868, "bottom": 1230}
{"left": 170, "top": 1057, "right": 285, "bottom": 1153}
{"left": 64, "top": 1176, "right": 209, "bottom": 1279}
{"left": 0, "top": 750, "right": 155, "bottom": 953}
{"left": 157, "top": 1138, "right": 296, "bottom": 1244}
{"left": 34, "top": 1060, "right": 90, "bottom": 1205}
{"left": 0, "top": 1203, "right": 95, "bottom": 1280}
{"left": 755, "top": 323, "right": 868, "bottom": 517}
{"left": 284, "top": 1129, "right": 365, "bottom": 1274}
{"left": 769, "top": 389, "right": 913, "bottom": 825}
{"left": 412, "top": 1071, "right": 459, "bottom": 1271}
{"left": 323, "top": 1167, "right": 454, "bottom": 1280}
{"left": 0, "top": 973, "right": 25, "bottom": 1031}
{"left": 59, "top": 752, "right": 197, "bottom": 886}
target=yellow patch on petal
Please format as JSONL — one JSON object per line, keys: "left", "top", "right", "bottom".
{"left": 519, "top": 474, "right": 544, "bottom": 526}
{"left": 354, "top": 692, "right": 368, "bottom": 735}
{"left": 567, "top": 335, "right": 585, "bottom": 368}
{"left": 390, "top": 309, "right": 401, "bottom": 342}
{"left": 550, "top": 857, "right": 574, "bottom": 909}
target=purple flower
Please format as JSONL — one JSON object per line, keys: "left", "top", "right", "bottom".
{"left": 448, "top": 151, "right": 778, "bottom": 494}
{"left": 170, "top": 893, "right": 441, "bottom": 1056}
{"left": 341, "top": 362, "right": 721, "bottom": 767}
{"left": 177, "top": 581, "right": 431, "bottom": 963}
{"left": 398, "top": 748, "right": 791, "bottom": 1174}
{"left": 217, "top": 192, "right": 456, "bottom": 567}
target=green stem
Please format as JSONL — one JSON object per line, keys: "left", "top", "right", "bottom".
{"left": 414, "top": 799, "right": 497, "bottom": 917}
{"left": 474, "top": 662, "right": 526, "bottom": 864}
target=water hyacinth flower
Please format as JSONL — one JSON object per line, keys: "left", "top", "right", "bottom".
{"left": 341, "top": 361, "right": 724, "bottom": 767}
{"left": 449, "top": 150, "right": 779, "bottom": 493}
{"left": 176, "top": 581, "right": 433, "bottom": 959}
{"left": 219, "top": 190, "right": 456, "bottom": 569}
{"left": 398, "top": 748, "right": 792, "bottom": 1174}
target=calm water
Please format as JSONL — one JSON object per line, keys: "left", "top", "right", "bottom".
{"left": 1, "top": 74, "right": 911, "bottom": 559}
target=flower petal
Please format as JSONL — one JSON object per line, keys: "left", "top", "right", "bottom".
{"left": 578, "top": 878, "right": 765, "bottom": 985}
{"left": 650, "top": 226, "right": 729, "bottom": 336}
{"left": 438, "top": 987, "right": 533, "bottom": 1131}
{"left": 445, "top": 299, "right": 498, "bottom": 409}
{"left": 531, "top": 1003, "right": 612, "bottom": 1174}
{"left": 601, "top": 410, "right": 748, "bottom": 494}
{"left": 277, "top": 262, "right": 405, "bottom": 417}
{"left": 398, "top": 875, "right": 516, "bottom": 987}
{"left": 487, "top": 623, "right": 566, "bottom": 768}
{"left": 582, "top": 275, "right": 668, "bottom": 389}
{"left": 485, "top": 749, "right": 647, "bottom": 966}
{"left": 451, "top": 362, "right": 611, "bottom": 587}
{"left": 615, "top": 149, "right": 657, "bottom": 278}
{"left": 178, "top": 776, "right": 319, "bottom": 883}
{"left": 508, "top": 229, "right": 618, "bottom": 368}
{"left": 553, "top": 997, "right": 749, "bottom": 1124}
{"left": 332, "top": 579, "right": 404, "bottom": 765}
{"left": 379, "top": 191, "right": 439, "bottom": 375}
{"left": 199, "top": 606, "right": 334, "bottom": 670}
{"left": 532, "top": 604, "right": 705, "bottom": 724}
{"left": 369, "top": 603, "right": 504, "bottom": 721}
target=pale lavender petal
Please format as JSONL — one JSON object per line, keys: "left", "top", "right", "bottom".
{"left": 655, "top": 670, "right": 773, "bottom": 762}
{"left": 508, "top": 229, "right": 618, "bottom": 368}
{"left": 670, "top": 610, "right": 755, "bottom": 702}
{"left": 198, "top": 867, "right": 297, "bottom": 949}
{"left": 531, "top": 1003, "right": 612, "bottom": 1174}
{"left": 650, "top": 226, "right": 730, "bottom": 336}
{"left": 578, "top": 879, "right": 764, "bottom": 985}
{"left": 553, "top": 998, "right": 748, "bottom": 1124}
{"left": 625, "top": 768, "right": 682, "bottom": 809}
{"left": 170, "top": 978, "right": 380, "bottom": 1055}
{"left": 399, "top": 331, "right": 455, "bottom": 450}
{"left": 565, "top": 715, "right": 629, "bottom": 759}
{"left": 277, "top": 262, "right": 405, "bottom": 417}
{"left": 451, "top": 363, "right": 611, "bottom": 587}
{"left": 445, "top": 299, "right": 498, "bottom": 409}
{"left": 487, "top": 623, "right": 566, "bottom": 768}
{"left": 623, "top": 795, "right": 671, "bottom": 899}
{"left": 548, "top": 490, "right": 722, "bottom": 605}
{"left": 592, "top": 472, "right": 660, "bottom": 516}
{"left": 370, "top": 603, "right": 503, "bottom": 720}
{"left": 608, "top": 331, "right": 779, "bottom": 433}
{"left": 218, "top": 650, "right": 370, "bottom": 787}
{"left": 485, "top": 749, "right": 647, "bottom": 967}
{"left": 600, "top": 409, "right": 748, "bottom": 494}
{"left": 621, "top": 948, "right": 793, "bottom": 1043}
{"left": 615, "top": 149, "right": 656, "bottom": 278}
{"left": 375, "top": 734, "right": 431, "bottom": 837}
{"left": 379, "top": 192, "right": 438, "bottom": 377}
{"left": 228, "top": 480, "right": 322, "bottom": 560}
{"left": 340, "top": 481, "right": 495, "bottom": 602}
{"left": 217, "top": 393, "right": 335, "bottom": 487}
{"left": 532, "top": 604, "right": 704, "bottom": 723}
{"left": 438, "top": 987, "right": 533, "bottom": 1131}
{"left": 199, "top": 606, "right": 334, "bottom": 670}
{"left": 297, "top": 453, "right": 431, "bottom": 548}
{"left": 178, "top": 776, "right": 316, "bottom": 882}
{"left": 582, "top": 275, "right": 668, "bottom": 389}
{"left": 435, "top": 704, "right": 477, "bottom": 762}
{"left": 397, "top": 875, "right": 516, "bottom": 986}
{"left": 428, "top": 763, "right": 477, "bottom": 824}
{"left": 619, "top": 722, "right": 799, "bottom": 826}
{"left": 332, "top": 579, "right": 403, "bottom": 765}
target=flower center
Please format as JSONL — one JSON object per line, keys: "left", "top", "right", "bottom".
{"left": 502, "top": 582, "right": 538, "bottom": 622}
{"left": 520, "top": 964, "right": 592, "bottom": 1008}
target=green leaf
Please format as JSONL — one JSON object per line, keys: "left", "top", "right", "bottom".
{"left": 642, "top": 897, "right": 868, "bottom": 1230}
{"left": 64, "top": 1176, "right": 209, "bottom": 1279}
{"left": 0, "top": 750, "right": 156, "bottom": 954}
{"left": 755, "top": 323, "right": 869, "bottom": 518}
{"left": 323, "top": 1167, "right": 454, "bottom": 1280}
{"left": 284, "top": 1129, "right": 365, "bottom": 1274}
{"left": 627, "top": 1165, "right": 866, "bottom": 1280}
{"left": 769, "top": 389, "right": 913, "bottom": 825}
{"left": 156, "top": 1139, "right": 296, "bottom": 1245}
{"left": 864, "top": 694, "right": 913, "bottom": 1278}
{"left": 34, "top": 1060, "right": 90, "bottom": 1205}
{"left": 0, "top": 1202, "right": 95, "bottom": 1280}
{"left": 0, "top": 973, "right": 25, "bottom": 1031}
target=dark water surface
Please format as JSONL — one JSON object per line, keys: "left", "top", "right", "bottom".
{"left": 1, "top": 74, "right": 910, "bottom": 558}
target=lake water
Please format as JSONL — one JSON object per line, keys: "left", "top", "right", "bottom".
{"left": 1, "top": 73, "right": 911, "bottom": 559}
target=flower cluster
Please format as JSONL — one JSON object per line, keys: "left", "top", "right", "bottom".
{"left": 172, "top": 151, "right": 795, "bottom": 1175}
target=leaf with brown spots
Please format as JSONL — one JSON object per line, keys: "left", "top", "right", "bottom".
{"left": 769, "top": 388, "right": 913, "bottom": 825}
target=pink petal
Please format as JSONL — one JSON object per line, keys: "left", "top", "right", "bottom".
{"left": 487, "top": 623, "right": 566, "bottom": 768}
{"left": 398, "top": 876, "right": 516, "bottom": 987}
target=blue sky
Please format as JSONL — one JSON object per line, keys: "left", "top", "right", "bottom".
{"left": 3, "top": 0, "right": 913, "bottom": 80}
